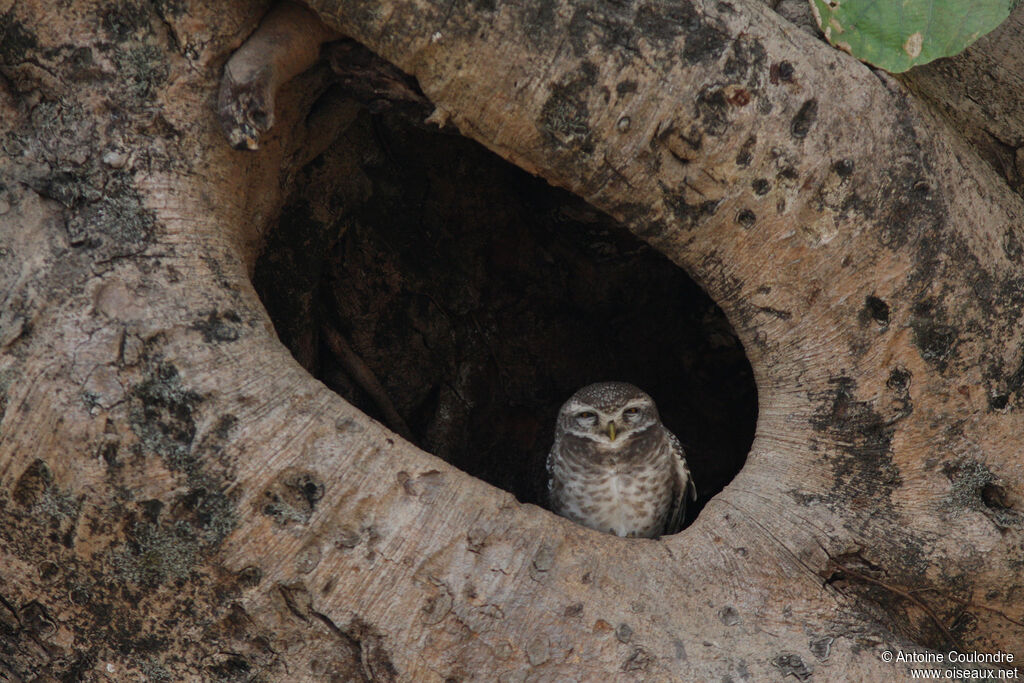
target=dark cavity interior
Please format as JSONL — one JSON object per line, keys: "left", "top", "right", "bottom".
{"left": 253, "top": 46, "right": 756, "bottom": 521}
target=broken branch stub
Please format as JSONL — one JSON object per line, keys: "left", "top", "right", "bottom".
{"left": 218, "top": 1, "right": 340, "bottom": 149}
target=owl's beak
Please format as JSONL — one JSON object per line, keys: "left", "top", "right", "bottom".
{"left": 606, "top": 421, "right": 617, "bottom": 441}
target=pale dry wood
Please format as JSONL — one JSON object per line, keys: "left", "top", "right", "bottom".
{"left": 902, "top": 4, "right": 1024, "bottom": 192}
{"left": 1, "top": 0, "right": 1023, "bottom": 680}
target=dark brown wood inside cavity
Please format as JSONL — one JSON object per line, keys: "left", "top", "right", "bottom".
{"left": 254, "top": 92, "right": 756, "bottom": 513}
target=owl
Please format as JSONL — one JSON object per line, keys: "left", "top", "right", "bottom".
{"left": 546, "top": 382, "right": 697, "bottom": 538}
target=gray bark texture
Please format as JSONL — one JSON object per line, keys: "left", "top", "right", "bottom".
{"left": 2, "top": 0, "right": 1024, "bottom": 680}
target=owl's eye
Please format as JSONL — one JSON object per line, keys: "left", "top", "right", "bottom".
{"left": 576, "top": 411, "right": 597, "bottom": 425}
{"left": 623, "top": 407, "right": 641, "bottom": 420}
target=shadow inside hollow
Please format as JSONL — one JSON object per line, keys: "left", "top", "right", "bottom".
{"left": 254, "top": 83, "right": 756, "bottom": 521}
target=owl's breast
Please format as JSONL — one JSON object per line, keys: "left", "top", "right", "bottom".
{"left": 548, "top": 427, "right": 679, "bottom": 537}
{"left": 603, "top": 461, "right": 675, "bottom": 536}
{"left": 550, "top": 456, "right": 674, "bottom": 538}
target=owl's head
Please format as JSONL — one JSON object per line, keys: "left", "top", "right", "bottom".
{"left": 557, "top": 382, "right": 660, "bottom": 447}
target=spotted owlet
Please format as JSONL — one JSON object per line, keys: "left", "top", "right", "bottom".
{"left": 546, "top": 382, "right": 697, "bottom": 538}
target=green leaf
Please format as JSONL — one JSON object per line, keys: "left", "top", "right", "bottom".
{"left": 809, "top": 0, "right": 1015, "bottom": 73}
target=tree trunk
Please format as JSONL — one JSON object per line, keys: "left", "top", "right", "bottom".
{"left": 2, "top": 0, "right": 1023, "bottom": 680}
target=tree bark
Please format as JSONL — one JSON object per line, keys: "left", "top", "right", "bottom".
{"left": 2, "top": 0, "right": 1023, "bottom": 681}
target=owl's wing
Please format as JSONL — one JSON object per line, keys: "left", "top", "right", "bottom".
{"left": 665, "top": 430, "right": 697, "bottom": 535}
{"left": 544, "top": 440, "right": 561, "bottom": 510}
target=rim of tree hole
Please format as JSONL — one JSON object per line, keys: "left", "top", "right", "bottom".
{"left": 251, "top": 44, "right": 758, "bottom": 532}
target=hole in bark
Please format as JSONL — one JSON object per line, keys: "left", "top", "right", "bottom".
{"left": 981, "top": 483, "right": 1011, "bottom": 511}
{"left": 252, "top": 49, "right": 757, "bottom": 523}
